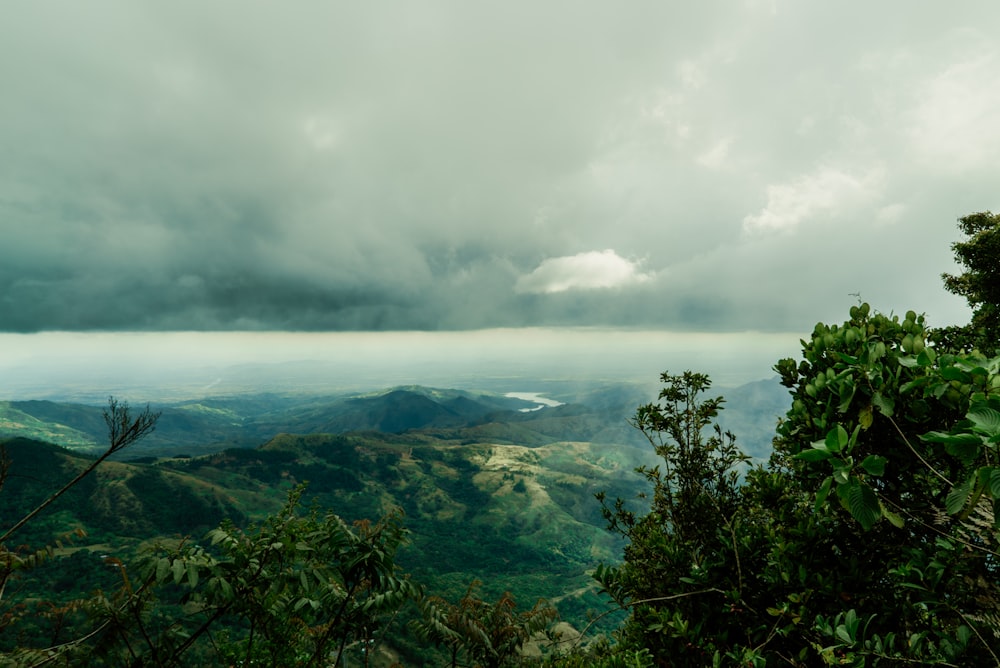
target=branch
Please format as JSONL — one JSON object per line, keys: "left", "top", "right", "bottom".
{"left": 565, "top": 588, "right": 729, "bottom": 651}
{"left": 0, "top": 398, "right": 159, "bottom": 545}
{"left": 884, "top": 413, "right": 953, "bottom": 487}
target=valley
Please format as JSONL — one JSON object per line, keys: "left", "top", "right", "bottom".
{"left": 0, "top": 377, "right": 790, "bottom": 662}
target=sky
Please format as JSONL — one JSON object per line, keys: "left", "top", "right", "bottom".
{"left": 2, "top": 2, "right": 997, "bottom": 395}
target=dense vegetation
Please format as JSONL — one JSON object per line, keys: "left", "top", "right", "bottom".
{"left": 1, "top": 211, "right": 998, "bottom": 665}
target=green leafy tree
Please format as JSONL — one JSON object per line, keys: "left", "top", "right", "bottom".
{"left": 768, "top": 304, "right": 999, "bottom": 663}
{"left": 594, "top": 371, "right": 753, "bottom": 664}
{"left": 592, "top": 308, "right": 1000, "bottom": 666}
{"left": 413, "top": 579, "right": 556, "bottom": 668}
{"left": 76, "top": 485, "right": 419, "bottom": 667}
{"left": 938, "top": 210, "right": 1000, "bottom": 355}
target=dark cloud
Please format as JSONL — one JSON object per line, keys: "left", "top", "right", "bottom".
{"left": 1, "top": 2, "right": 994, "bottom": 333}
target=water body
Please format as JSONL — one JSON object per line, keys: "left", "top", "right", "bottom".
{"left": 504, "top": 392, "right": 565, "bottom": 412}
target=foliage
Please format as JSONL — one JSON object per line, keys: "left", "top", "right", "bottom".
{"left": 593, "top": 305, "right": 1000, "bottom": 665}
{"left": 595, "top": 371, "right": 752, "bottom": 664}
{"left": 2, "top": 485, "right": 418, "bottom": 667}
{"left": 938, "top": 210, "right": 1000, "bottom": 356}
{"left": 768, "top": 304, "right": 1000, "bottom": 663}
{"left": 413, "top": 579, "right": 557, "bottom": 668}
{"left": 133, "top": 486, "right": 415, "bottom": 666}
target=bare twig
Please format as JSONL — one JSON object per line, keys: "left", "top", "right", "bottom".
{"left": 0, "top": 398, "right": 159, "bottom": 546}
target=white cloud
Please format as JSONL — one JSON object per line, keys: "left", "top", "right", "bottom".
{"left": 742, "top": 166, "right": 884, "bottom": 233}
{"left": 515, "top": 249, "right": 653, "bottom": 294}
{"left": 875, "top": 203, "right": 905, "bottom": 225}
{"left": 696, "top": 138, "right": 732, "bottom": 169}
{"left": 906, "top": 52, "right": 1000, "bottom": 171}
{"left": 301, "top": 115, "right": 341, "bottom": 151}
{"left": 678, "top": 59, "right": 707, "bottom": 89}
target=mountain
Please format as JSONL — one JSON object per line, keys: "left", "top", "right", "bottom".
{"left": 0, "top": 378, "right": 790, "bottom": 460}
{"left": 0, "top": 426, "right": 654, "bottom": 641}
{"left": 0, "top": 375, "right": 794, "bottom": 660}
{"left": 0, "top": 438, "right": 257, "bottom": 547}
{"left": 716, "top": 376, "right": 791, "bottom": 460}
{"left": 247, "top": 386, "right": 536, "bottom": 435}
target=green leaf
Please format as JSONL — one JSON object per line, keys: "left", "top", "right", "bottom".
{"left": 833, "top": 465, "right": 851, "bottom": 485}
{"left": 940, "top": 366, "right": 970, "bottom": 382}
{"left": 916, "top": 348, "right": 935, "bottom": 366}
{"left": 991, "top": 467, "right": 1000, "bottom": 499}
{"left": 859, "top": 404, "right": 873, "bottom": 429}
{"left": 879, "top": 500, "right": 904, "bottom": 528}
{"left": 172, "top": 559, "right": 186, "bottom": 586}
{"left": 826, "top": 425, "right": 849, "bottom": 453}
{"left": 860, "top": 455, "right": 887, "bottom": 477}
{"left": 946, "top": 474, "right": 975, "bottom": 516}
{"left": 844, "top": 609, "right": 859, "bottom": 637}
{"left": 843, "top": 479, "right": 879, "bottom": 530}
{"left": 815, "top": 476, "right": 833, "bottom": 512}
{"left": 872, "top": 392, "right": 895, "bottom": 417}
{"left": 968, "top": 405, "right": 1000, "bottom": 437}
{"left": 922, "top": 431, "right": 982, "bottom": 465}
{"left": 901, "top": 377, "right": 928, "bottom": 394}
{"left": 796, "top": 447, "right": 833, "bottom": 462}
{"left": 155, "top": 557, "right": 170, "bottom": 582}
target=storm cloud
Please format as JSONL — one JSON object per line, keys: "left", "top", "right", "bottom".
{"left": 1, "top": 2, "right": 995, "bottom": 333}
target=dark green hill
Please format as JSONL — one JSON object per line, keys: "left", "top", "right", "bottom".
{"left": 161, "top": 429, "right": 655, "bottom": 622}
{"left": 0, "top": 437, "right": 253, "bottom": 547}
{"left": 0, "top": 375, "right": 792, "bottom": 648}
{"left": 247, "top": 386, "right": 534, "bottom": 436}
{"left": 1, "top": 428, "right": 652, "bottom": 641}
{"left": 0, "top": 379, "right": 788, "bottom": 461}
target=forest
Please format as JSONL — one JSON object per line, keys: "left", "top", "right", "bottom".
{"left": 1, "top": 211, "right": 999, "bottom": 666}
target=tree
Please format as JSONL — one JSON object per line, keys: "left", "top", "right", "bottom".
{"left": 591, "top": 308, "right": 1000, "bottom": 666}
{"left": 413, "top": 580, "right": 556, "bottom": 668}
{"left": 769, "top": 304, "right": 1000, "bottom": 663}
{"left": 939, "top": 210, "right": 1000, "bottom": 356}
{"left": 594, "top": 371, "right": 753, "bottom": 664}
{"left": 71, "top": 485, "right": 419, "bottom": 667}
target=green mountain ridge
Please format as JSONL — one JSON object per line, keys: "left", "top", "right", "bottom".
{"left": 0, "top": 377, "right": 793, "bottom": 662}
{"left": 0, "top": 378, "right": 789, "bottom": 460}
{"left": 0, "top": 428, "right": 654, "bottom": 643}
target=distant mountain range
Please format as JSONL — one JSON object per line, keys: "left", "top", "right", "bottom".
{"left": 0, "top": 378, "right": 789, "bottom": 460}
{"left": 0, "top": 376, "right": 792, "bottom": 649}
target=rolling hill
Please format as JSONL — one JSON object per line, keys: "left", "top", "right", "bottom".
{"left": 0, "top": 376, "right": 793, "bottom": 662}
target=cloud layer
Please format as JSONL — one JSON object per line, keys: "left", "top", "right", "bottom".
{"left": 516, "top": 250, "right": 652, "bottom": 294}
{"left": 1, "top": 2, "right": 993, "bottom": 333}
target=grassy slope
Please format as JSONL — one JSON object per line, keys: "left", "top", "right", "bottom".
{"left": 1, "top": 426, "right": 651, "bottom": 643}
{"left": 0, "top": 378, "right": 792, "bottom": 653}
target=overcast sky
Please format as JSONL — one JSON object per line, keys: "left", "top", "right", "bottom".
{"left": 2, "top": 3, "right": 998, "bottom": 391}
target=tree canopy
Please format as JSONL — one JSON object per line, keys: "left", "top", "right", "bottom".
{"left": 938, "top": 210, "right": 1000, "bottom": 356}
